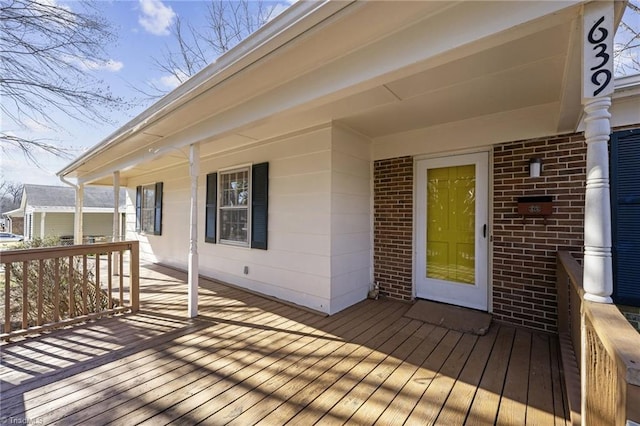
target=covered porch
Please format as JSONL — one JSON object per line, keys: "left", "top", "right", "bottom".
{"left": 1, "top": 263, "right": 567, "bottom": 425}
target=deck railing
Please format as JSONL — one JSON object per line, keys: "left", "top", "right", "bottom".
{"left": 557, "top": 251, "right": 640, "bottom": 425}
{"left": 1, "top": 241, "right": 139, "bottom": 341}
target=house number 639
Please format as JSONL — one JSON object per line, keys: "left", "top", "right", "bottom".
{"left": 588, "top": 16, "right": 612, "bottom": 97}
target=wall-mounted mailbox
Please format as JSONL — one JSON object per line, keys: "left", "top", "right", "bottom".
{"left": 517, "top": 196, "right": 553, "bottom": 216}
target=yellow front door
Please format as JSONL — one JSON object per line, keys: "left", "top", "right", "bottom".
{"left": 427, "top": 164, "right": 476, "bottom": 284}
{"left": 416, "top": 152, "right": 488, "bottom": 310}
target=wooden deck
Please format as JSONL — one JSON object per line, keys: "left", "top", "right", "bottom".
{"left": 1, "top": 264, "right": 568, "bottom": 425}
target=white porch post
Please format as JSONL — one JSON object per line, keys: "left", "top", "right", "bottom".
{"left": 75, "top": 184, "right": 84, "bottom": 245}
{"left": 113, "top": 171, "right": 120, "bottom": 242}
{"left": 582, "top": 1, "right": 614, "bottom": 304}
{"left": 40, "top": 212, "right": 46, "bottom": 240}
{"left": 188, "top": 143, "right": 200, "bottom": 318}
{"left": 113, "top": 171, "right": 121, "bottom": 275}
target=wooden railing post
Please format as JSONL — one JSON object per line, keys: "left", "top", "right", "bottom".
{"left": 557, "top": 251, "right": 584, "bottom": 426}
{"left": 22, "top": 261, "right": 28, "bottom": 329}
{"left": 130, "top": 241, "right": 139, "bottom": 313}
{"left": 557, "top": 251, "right": 640, "bottom": 426}
{"left": 4, "top": 265, "right": 11, "bottom": 334}
{"left": 37, "top": 260, "right": 43, "bottom": 326}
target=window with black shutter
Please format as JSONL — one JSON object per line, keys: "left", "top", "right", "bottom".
{"left": 135, "top": 182, "right": 163, "bottom": 235}
{"left": 205, "top": 173, "right": 217, "bottom": 243}
{"left": 251, "top": 162, "right": 269, "bottom": 250}
{"left": 205, "top": 163, "right": 268, "bottom": 250}
{"left": 611, "top": 129, "right": 640, "bottom": 307}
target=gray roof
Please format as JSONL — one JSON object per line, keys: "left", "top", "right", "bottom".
{"left": 24, "top": 185, "right": 126, "bottom": 209}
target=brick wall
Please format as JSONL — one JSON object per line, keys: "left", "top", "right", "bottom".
{"left": 373, "top": 157, "right": 413, "bottom": 301}
{"left": 373, "top": 134, "right": 588, "bottom": 333}
{"left": 493, "top": 133, "right": 586, "bottom": 332}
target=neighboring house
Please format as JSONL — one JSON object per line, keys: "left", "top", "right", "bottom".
{"left": 4, "top": 185, "right": 125, "bottom": 243}
{"left": 57, "top": 2, "right": 639, "bottom": 330}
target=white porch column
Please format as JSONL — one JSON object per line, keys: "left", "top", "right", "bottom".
{"left": 40, "top": 212, "right": 46, "bottom": 240}
{"left": 74, "top": 184, "right": 84, "bottom": 245}
{"left": 113, "top": 171, "right": 120, "bottom": 242}
{"left": 188, "top": 143, "right": 200, "bottom": 318}
{"left": 113, "top": 171, "right": 121, "bottom": 275}
{"left": 582, "top": 1, "right": 615, "bottom": 304}
{"left": 583, "top": 99, "right": 613, "bottom": 303}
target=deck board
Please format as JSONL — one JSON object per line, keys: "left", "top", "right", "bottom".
{"left": 317, "top": 322, "right": 434, "bottom": 425}
{"left": 374, "top": 330, "right": 463, "bottom": 426}
{"left": 347, "top": 324, "right": 446, "bottom": 425}
{"left": 459, "top": 321, "right": 515, "bottom": 424}
{"left": 434, "top": 324, "right": 499, "bottom": 425}
{"left": 527, "top": 333, "right": 555, "bottom": 425}
{"left": 497, "top": 328, "right": 532, "bottom": 425}
{"left": 0, "top": 263, "right": 568, "bottom": 425}
{"left": 406, "top": 332, "right": 477, "bottom": 424}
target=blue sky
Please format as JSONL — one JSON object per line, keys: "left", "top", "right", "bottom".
{"left": 1, "top": 0, "right": 638, "bottom": 186}
{"left": 1, "top": 0, "right": 292, "bottom": 186}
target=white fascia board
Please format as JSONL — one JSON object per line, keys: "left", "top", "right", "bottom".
{"left": 57, "top": 1, "right": 354, "bottom": 179}
{"left": 27, "top": 207, "right": 120, "bottom": 214}
{"left": 3, "top": 208, "right": 24, "bottom": 217}
{"left": 613, "top": 74, "right": 640, "bottom": 99}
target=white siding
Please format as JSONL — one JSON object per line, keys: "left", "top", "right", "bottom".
{"left": 32, "top": 212, "right": 43, "bottom": 239}
{"left": 40, "top": 213, "right": 73, "bottom": 238}
{"left": 126, "top": 126, "right": 335, "bottom": 312}
{"left": 123, "top": 124, "right": 377, "bottom": 314}
{"left": 329, "top": 125, "right": 372, "bottom": 314}
{"left": 83, "top": 213, "right": 116, "bottom": 237}
{"left": 29, "top": 212, "right": 115, "bottom": 241}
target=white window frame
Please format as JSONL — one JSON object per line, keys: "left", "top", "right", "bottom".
{"left": 218, "top": 165, "right": 252, "bottom": 247}
{"left": 140, "top": 183, "right": 156, "bottom": 234}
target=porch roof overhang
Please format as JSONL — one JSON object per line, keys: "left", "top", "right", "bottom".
{"left": 58, "top": 0, "right": 628, "bottom": 186}
{"left": 3, "top": 208, "right": 23, "bottom": 218}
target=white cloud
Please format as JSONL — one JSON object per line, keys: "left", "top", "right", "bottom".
{"left": 155, "top": 69, "right": 190, "bottom": 90}
{"left": 78, "top": 59, "right": 124, "bottom": 72}
{"left": 0, "top": 154, "right": 67, "bottom": 186}
{"left": 138, "top": 0, "right": 175, "bottom": 36}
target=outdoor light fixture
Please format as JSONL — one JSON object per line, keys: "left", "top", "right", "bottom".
{"left": 529, "top": 158, "right": 542, "bottom": 178}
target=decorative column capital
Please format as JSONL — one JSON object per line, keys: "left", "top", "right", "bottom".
{"left": 582, "top": 1, "right": 614, "bottom": 102}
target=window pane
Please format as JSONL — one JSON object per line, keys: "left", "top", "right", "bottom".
{"left": 221, "top": 170, "right": 249, "bottom": 207}
{"left": 142, "top": 208, "right": 155, "bottom": 233}
{"left": 140, "top": 184, "right": 156, "bottom": 233}
{"left": 143, "top": 186, "right": 155, "bottom": 208}
{"left": 220, "top": 209, "right": 248, "bottom": 243}
{"left": 426, "top": 165, "right": 475, "bottom": 284}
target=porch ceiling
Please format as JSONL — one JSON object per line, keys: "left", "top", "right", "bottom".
{"left": 65, "top": 1, "right": 586, "bottom": 186}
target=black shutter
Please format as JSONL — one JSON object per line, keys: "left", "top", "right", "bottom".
{"left": 154, "top": 182, "right": 163, "bottom": 236}
{"left": 611, "top": 129, "right": 640, "bottom": 307}
{"left": 251, "top": 162, "right": 268, "bottom": 250}
{"left": 135, "top": 186, "right": 142, "bottom": 233}
{"left": 205, "top": 173, "right": 217, "bottom": 243}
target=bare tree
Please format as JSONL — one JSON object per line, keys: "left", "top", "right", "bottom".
{"left": 146, "top": 0, "right": 280, "bottom": 95}
{"left": 0, "top": 180, "right": 23, "bottom": 213}
{"left": 0, "top": 0, "right": 127, "bottom": 163}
